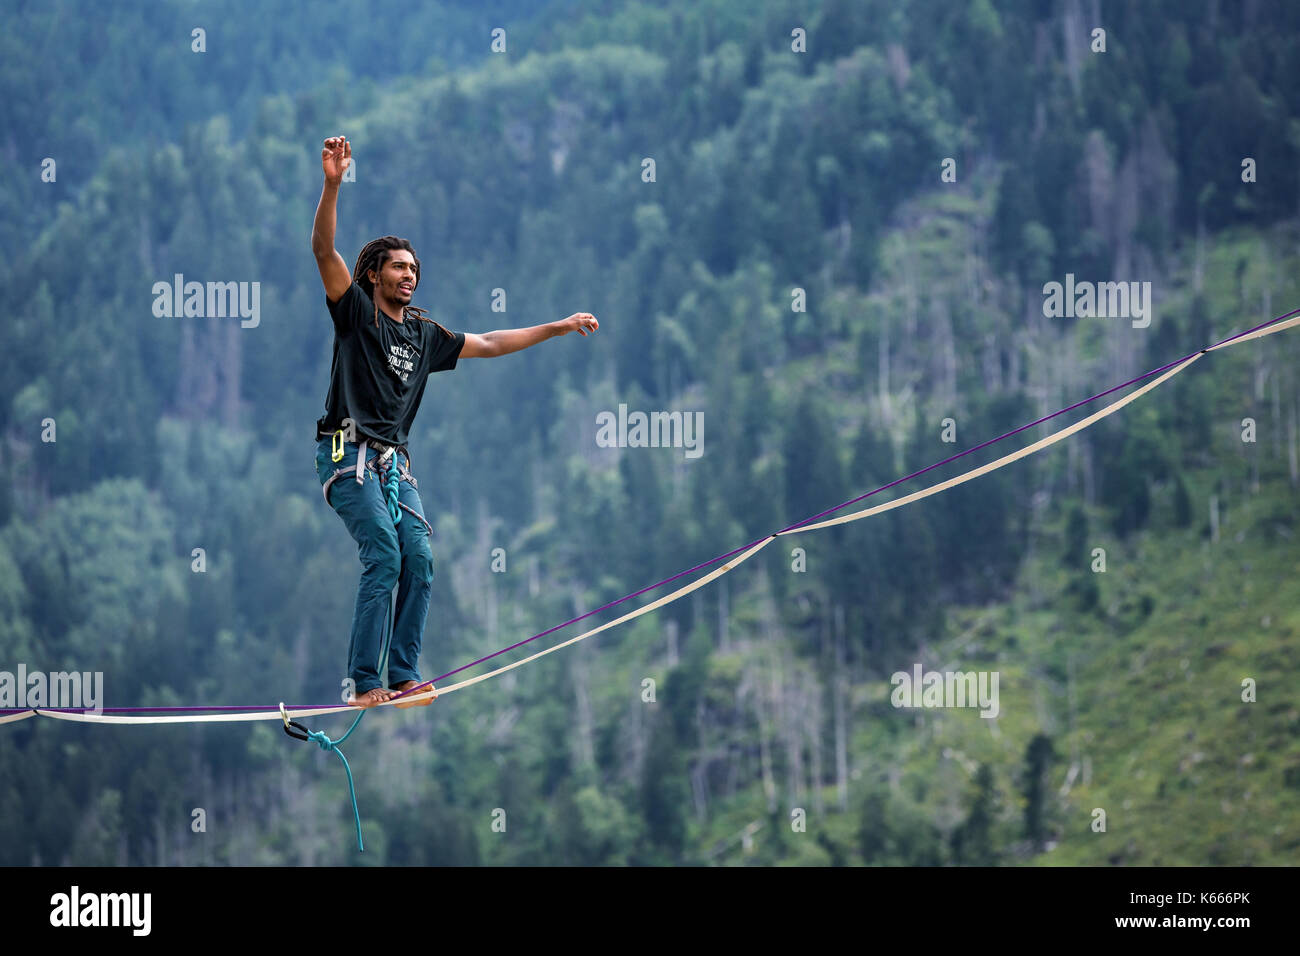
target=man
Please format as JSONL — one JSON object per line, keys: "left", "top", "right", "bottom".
{"left": 311, "top": 135, "right": 598, "bottom": 708}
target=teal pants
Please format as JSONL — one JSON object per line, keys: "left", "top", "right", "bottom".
{"left": 315, "top": 438, "right": 435, "bottom": 695}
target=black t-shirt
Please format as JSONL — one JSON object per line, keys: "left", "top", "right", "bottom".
{"left": 316, "top": 282, "right": 465, "bottom": 448}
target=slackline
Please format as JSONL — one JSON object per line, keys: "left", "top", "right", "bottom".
{"left": 4, "top": 306, "right": 1298, "bottom": 728}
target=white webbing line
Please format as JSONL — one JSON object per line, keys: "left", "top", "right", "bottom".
{"left": 11, "top": 314, "right": 1298, "bottom": 726}
{"left": 782, "top": 357, "right": 1199, "bottom": 535}
{"left": 1205, "top": 315, "right": 1300, "bottom": 352}
{"left": 780, "top": 315, "right": 1300, "bottom": 537}
{"left": 33, "top": 704, "right": 362, "bottom": 725}
{"left": 13, "top": 539, "right": 772, "bottom": 723}
{"left": 433, "top": 535, "right": 775, "bottom": 697}
{"left": 10, "top": 541, "right": 769, "bottom": 723}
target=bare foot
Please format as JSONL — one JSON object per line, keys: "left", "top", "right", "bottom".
{"left": 390, "top": 680, "right": 437, "bottom": 709}
{"left": 348, "top": 687, "right": 393, "bottom": 708}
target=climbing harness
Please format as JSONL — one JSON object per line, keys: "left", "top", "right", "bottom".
{"left": 321, "top": 434, "right": 434, "bottom": 538}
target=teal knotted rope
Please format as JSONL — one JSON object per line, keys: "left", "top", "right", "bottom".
{"left": 379, "top": 453, "right": 401, "bottom": 524}
{"left": 306, "top": 710, "right": 368, "bottom": 851}
{"left": 290, "top": 586, "right": 395, "bottom": 853}
{"left": 286, "top": 448, "right": 402, "bottom": 853}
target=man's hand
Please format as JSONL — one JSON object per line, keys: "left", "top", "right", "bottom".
{"left": 554, "top": 313, "right": 599, "bottom": 337}
{"left": 322, "top": 136, "right": 352, "bottom": 185}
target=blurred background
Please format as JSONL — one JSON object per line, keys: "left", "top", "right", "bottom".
{"left": 1, "top": 0, "right": 1297, "bottom": 865}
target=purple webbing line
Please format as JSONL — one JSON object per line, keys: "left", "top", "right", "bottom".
{"left": 778, "top": 309, "right": 1296, "bottom": 533}
{"left": 429, "top": 305, "right": 1300, "bottom": 686}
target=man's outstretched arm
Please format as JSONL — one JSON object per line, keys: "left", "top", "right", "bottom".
{"left": 461, "top": 313, "right": 600, "bottom": 358}
{"left": 312, "top": 136, "right": 352, "bottom": 304}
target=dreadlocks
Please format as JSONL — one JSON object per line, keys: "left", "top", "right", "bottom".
{"left": 351, "top": 236, "right": 454, "bottom": 338}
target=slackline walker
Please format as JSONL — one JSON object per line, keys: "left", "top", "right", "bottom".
{"left": 4, "top": 305, "right": 1299, "bottom": 851}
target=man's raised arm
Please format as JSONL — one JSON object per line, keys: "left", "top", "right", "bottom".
{"left": 312, "top": 136, "right": 353, "bottom": 304}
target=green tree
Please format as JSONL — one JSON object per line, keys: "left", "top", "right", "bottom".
{"left": 951, "top": 764, "right": 998, "bottom": 866}
{"left": 1022, "top": 734, "right": 1057, "bottom": 852}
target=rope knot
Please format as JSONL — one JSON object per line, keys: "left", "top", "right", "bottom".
{"left": 308, "top": 729, "right": 337, "bottom": 752}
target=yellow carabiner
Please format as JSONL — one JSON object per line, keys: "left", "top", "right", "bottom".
{"left": 331, "top": 429, "right": 345, "bottom": 463}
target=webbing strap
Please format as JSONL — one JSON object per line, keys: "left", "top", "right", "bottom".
{"left": 397, "top": 501, "right": 434, "bottom": 539}
{"left": 358, "top": 439, "right": 371, "bottom": 483}
{"left": 432, "top": 536, "right": 775, "bottom": 698}
{"left": 779, "top": 316, "right": 1300, "bottom": 538}
{"left": 782, "top": 354, "right": 1197, "bottom": 535}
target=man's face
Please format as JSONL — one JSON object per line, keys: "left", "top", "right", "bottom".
{"left": 372, "top": 250, "right": 417, "bottom": 305}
